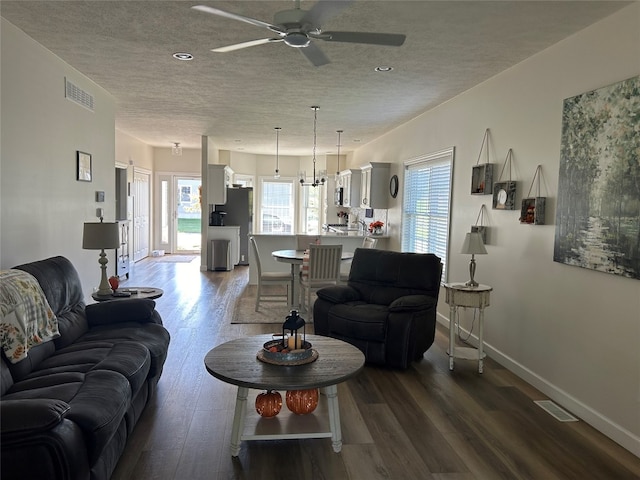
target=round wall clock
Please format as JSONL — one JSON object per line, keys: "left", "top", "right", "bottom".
{"left": 389, "top": 175, "right": 399, "bottom": 198}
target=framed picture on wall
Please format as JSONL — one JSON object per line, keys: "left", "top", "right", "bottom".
{"left": 77, "top": 151, "right": 92, "bottom": 182}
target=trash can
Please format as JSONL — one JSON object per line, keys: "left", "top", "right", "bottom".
{"left": 208, "top": 239, "right": 231, "bottom": 271}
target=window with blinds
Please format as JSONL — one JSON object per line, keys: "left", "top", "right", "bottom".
{"left": 401, "top": 147, "right": 454, "bottom": 282}
{"left": 260, "top": 179, "right": 294, "bottom": 233}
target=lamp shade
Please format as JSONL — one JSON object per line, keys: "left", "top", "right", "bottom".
{"left": 83, "top": 222, "right": 120, "bottom": 250}
{"left": 460, "top": 232, "right": 487, "bottom": 255}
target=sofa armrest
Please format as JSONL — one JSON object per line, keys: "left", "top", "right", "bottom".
{"left": 316, "top": 285, "right": 361, "bottom": 304}
{"left": 85, "top": 299, "right": 162, "bottom": 327}
{"left": 389, "top": 295, "right": 437, "bottom": 313}
{"left": 1, "top": 398, "right": 70, "bottom": 436}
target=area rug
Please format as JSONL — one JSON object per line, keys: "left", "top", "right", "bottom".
{"left": 231, "top": 285, "right": 313, "bottom": 324}
{"left": 152, "top": 255, "right": 199, "bottom": 263}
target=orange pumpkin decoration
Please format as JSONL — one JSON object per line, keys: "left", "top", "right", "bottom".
{"left": 255, "top": 390, "right": 282, "bottom": 417}
{"left": 286, "top": 388, "right": 319, "bottom": 415}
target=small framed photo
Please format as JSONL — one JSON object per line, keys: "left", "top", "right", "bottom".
{"left": 77, "top": 151, "right": 92, "bottom": 182}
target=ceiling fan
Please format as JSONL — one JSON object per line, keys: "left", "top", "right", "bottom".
{"left": 192, "top": 1, "right": 406, "bottom": 67}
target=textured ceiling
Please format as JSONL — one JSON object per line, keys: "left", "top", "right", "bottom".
{"left": 0, "top": 1, "right": 629, "bottom": 155}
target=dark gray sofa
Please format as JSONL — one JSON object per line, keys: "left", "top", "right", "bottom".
{"left": 313, "top": 248, "right": 442, "bottom": 369}
{"left": 0, "top": 256, "right": 170, "bottom": 480}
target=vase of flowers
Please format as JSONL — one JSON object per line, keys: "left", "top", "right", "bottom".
{"left": 369, "top": 220, "right": 384, "bottom": 235}
{"left": 337, "top": 211, "right": 348, "bottom": 225}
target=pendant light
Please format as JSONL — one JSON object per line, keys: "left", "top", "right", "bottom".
{"left": 300, "top": 106, "right": 325, "bottom": 188}
{"left": 334, "top": 129, "right": 343, "bottom": 184}
{"left": 274, "top": 127, "right": 281, "bottom": 179}
{"left": 171, "top": 142, "right": 182, "bottom": 156}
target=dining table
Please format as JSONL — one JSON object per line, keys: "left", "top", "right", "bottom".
{"left": 271, "top": 249, "right": 354, "bottom": 308}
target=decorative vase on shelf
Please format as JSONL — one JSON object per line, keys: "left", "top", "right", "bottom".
{"left": 373, "top": 227, "right": 382, "bottom": 235}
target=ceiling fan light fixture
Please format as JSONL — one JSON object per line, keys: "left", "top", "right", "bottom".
{"left": 172, "top": 142, "right": 182, "bottom": 156}
{"left": 284, "top": 32, "right": 311, "bottom": 48}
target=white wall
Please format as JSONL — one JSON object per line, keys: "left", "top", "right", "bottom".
{"left": 1, "top": 19, "right": 116, "bottom": 301}
{"left": 350, "top": 4, "right": 640, "bottom": 455}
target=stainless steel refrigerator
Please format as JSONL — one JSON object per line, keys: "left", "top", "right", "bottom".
{"left": 215, "top": 187, "right": 253, "bottom": 265}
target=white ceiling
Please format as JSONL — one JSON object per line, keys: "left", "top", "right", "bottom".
{"left": 0, "top": 1, "right": 629, "bottom": 155}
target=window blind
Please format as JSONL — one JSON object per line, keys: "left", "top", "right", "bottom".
{"left": 401, "top": 149, "right": 453, "bottom": 282}
{"left": 261, "top": 179, "right": 294, "bottom": 233}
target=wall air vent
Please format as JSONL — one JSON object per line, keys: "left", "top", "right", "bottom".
{"left": 65, "top": 77, "right": 94, "bottom": 111}
{"left": 534, "top": 400, "right": 578, "bottom": 422}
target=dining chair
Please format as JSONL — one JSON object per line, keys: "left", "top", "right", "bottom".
{"left": 340, "top": 236, "right": 378, "bottom": 282}
{"left": 249, "top": 236, "right": 292, "bottom": 311}
{"left": 296, "top": 235, "right": 320, "bottom": 251}
{"left": 299, "top": 244, "right": 343, "bottom": 313}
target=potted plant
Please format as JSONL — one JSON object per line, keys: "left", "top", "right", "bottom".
{"left": 369, "top": 220, "right": 384, "bottom": 235}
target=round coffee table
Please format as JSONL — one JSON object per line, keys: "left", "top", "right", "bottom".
{"left": 204, "top": 334, "right": 364, "bottom": 456}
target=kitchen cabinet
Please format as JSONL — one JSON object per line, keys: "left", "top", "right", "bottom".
{"left": 208, "top": 165, "right": 234, "bottom": 205}
{"left": 360, "top": 162, "right": 390, "bottom": 209}
{"left": 337, "top": 169, "right": 361, "bottom": 207}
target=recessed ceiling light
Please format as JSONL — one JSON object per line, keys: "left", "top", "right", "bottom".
{"left": 374, "top": 66, "right": 393, "bottom": 72}
{"left": 173, "top": 52, "right": 193, "bottom": 61}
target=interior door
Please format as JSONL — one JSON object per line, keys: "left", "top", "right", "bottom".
{"left": 132, "top": 170, "right": 150, "bottom": 262}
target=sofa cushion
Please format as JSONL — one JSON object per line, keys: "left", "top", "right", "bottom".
{"left": 327, "top": 303, "right": 389, "bottom": 342}
{"left": 3, "top": 369, "right": 130, "bottom": 464}
{"left": 23, "top": 341, "right": 150, "bottom": 398}
{"left": 76, "top": 324, "right": 169, "bottom": 379}
{"left": 14, "top": 256, "right": 89, "bottom": 348}
{"left": 0, "top": 269, "right": 60, "bottom": 363}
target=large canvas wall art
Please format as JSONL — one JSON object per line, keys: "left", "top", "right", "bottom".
{"left": 554, "top": 76, "right": 640, "bottom": 280}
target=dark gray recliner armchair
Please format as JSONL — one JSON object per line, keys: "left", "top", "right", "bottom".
{"left": 313, "top": 248, "right": 442, "bottom": 369}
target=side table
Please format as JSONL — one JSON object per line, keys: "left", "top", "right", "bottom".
{"left": 444, "top": 283, "right": 492, "bottom": 373}
{"left": 92, "top": 287, "right": 163, "bottom": 302}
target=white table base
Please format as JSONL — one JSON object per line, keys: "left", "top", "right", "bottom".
{"left": 230, "top": 384, "right": 342, "bottom": 456}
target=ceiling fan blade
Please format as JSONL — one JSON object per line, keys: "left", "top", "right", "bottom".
{"left": 212, "top": 38, "right": 282, "bottom": 53}
{"left": 301, "top": 0, "right": 354, "bottom": 27}
{"left": 320, "top": 31, "right": 406, "bottom": 46}
{"left": 191, "top": 5, "right": 284, "bottom": 34}
{"left": 299, "top": 42, "right": 330, "bottom": 67}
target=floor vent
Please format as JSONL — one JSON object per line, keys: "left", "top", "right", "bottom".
{"left": 65, "top": 77, "right": 94, "bottom": 111}
{"left": 534, "top": 400, "right": 578, "bottom": 422}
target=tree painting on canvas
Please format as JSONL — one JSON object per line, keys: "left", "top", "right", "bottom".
{"left": 554, "top": 76, "right": 640, "bottom": 280}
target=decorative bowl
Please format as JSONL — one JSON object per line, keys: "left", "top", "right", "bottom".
{"left": 258, "top": 339, "right": 316, "bottom": 365}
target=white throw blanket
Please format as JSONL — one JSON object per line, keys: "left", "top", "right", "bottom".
{"left": 0, "top": 269, "right": 59, "bottom": 363}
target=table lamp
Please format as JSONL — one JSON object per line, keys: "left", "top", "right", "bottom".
{"left": 460, "top": 232, "right": 487, "bottom": 287}
{"left": 83, "top": 219, "right": 120, "bottom": 296}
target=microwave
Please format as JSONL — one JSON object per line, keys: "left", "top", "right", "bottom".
{"left": 334, "top": 187, "right": 344, "bottom": 206}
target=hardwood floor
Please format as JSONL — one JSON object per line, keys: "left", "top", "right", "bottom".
{"left": 111, "top": 256, "right": 640, "bottom": 480}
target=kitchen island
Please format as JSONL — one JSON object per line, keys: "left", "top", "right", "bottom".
{"left": 248, "top": 233, "right": 388, "bottom": 285}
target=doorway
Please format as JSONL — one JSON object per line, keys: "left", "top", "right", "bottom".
{"left": 132, "top": 169, "right": 151, "bottom": 262}
{"left": 158, "top": 174, "right": 202, "bottom": 254}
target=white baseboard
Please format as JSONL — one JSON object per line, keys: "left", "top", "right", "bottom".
{"left": 436, "top": 313, "right": 640, "bottom": 458}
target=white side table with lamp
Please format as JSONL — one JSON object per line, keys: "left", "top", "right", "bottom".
{"left": 445, "top": 232, "right": 492, "bottom": 373}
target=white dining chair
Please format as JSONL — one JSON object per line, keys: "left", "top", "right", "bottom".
{"left": 340, "top": 236, "right": 378, "bottom": 282}
{"left": 299, "top": 244, "right": 343, "bottom": 313}
{"left": 249, "top": 236, "right": 292, "bottom": 311}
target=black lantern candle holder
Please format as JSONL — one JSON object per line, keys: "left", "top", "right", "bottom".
{"left": 282, "top": 310, "right": 306, "bottom": 350}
